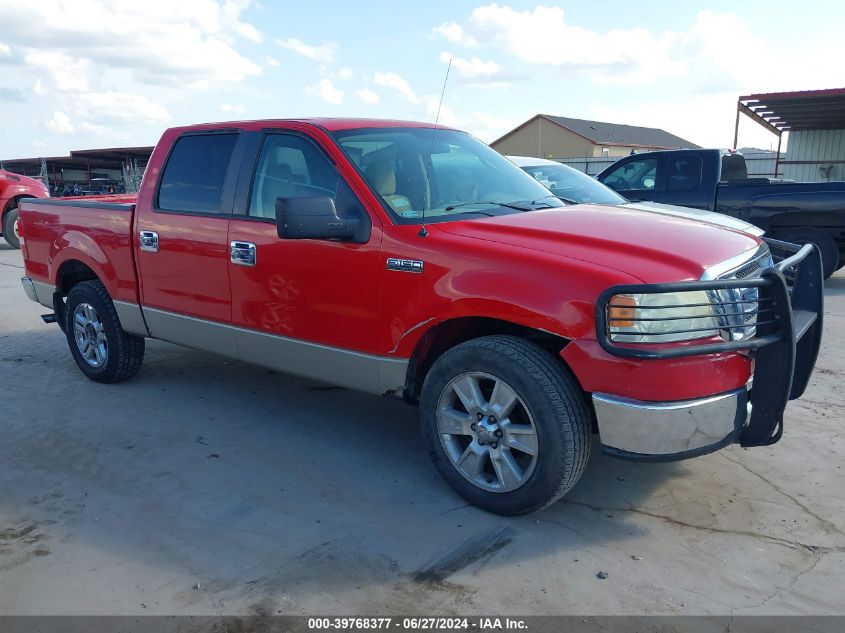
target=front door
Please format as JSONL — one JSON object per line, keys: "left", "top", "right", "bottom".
{"left": 226, "top": 131, "right": 385, "bottom": 389}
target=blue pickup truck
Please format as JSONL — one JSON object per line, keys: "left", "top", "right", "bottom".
{"left": 596, "top": 149, "right": 845, "bottom": 278}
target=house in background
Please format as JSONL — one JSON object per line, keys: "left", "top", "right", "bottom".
{"left": 491, "top": 114, "right": 699, "bottom": 160}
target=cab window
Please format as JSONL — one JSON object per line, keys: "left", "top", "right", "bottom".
{"left": 157, "top": 133, "right": 238, "bottom": 213}
{"left": 602, "top": 159, "right": 658, "bottom": 192}
{"left": 249, "top": 134, "right": 340, "bottom": 220}
{"left": 667, "top": 156, "right": 702, "bottom": 192}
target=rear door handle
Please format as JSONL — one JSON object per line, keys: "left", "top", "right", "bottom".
{"left": 230, "top": 241, "right": 257, "bottom": 266}
{"left": 139, "top": 231, "right": 159, "bottom": 252}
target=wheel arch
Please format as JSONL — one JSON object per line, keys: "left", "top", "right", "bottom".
{"left": 404, "top": 316, "right": 573, "bottom": 402}
{"left": 51, "top": 259, "right": 103, "bottom": 331}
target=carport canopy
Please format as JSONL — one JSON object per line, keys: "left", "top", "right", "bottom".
{"left": 735, "top": 88, "right": 845, "bottom": 144}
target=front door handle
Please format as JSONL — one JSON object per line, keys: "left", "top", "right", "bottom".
{"left": 139, "top": 231, "right": 159, "bottom": 252}
{"left": 230, "top": 241, "right": 257, "bottom": 266}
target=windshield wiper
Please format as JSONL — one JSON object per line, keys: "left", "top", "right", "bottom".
{"left": 445, "top": 200, "right": 534, "bottom": 212}
{"left": 442, "top": 208, "right": 497, "bottom": 217}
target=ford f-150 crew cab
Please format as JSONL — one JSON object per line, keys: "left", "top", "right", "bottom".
{"left": 596, "top": 149, "right": 845, "bottom": 278}
{"left": 20, "top": 119, "right": 824, "bottom": 516}
{"left": 1, "top": 169, "right": 49, "bottom": 249}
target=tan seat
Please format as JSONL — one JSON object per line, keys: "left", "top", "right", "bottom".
{"left": 364, "top": 161, "right": 413, "bottom": 215}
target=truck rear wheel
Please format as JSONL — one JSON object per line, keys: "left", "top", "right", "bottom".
{"left": 419, "top": 335, "right": 591, "bottom": 516}
{"left": 777, "top": 228, "right": 838, "bottom": 279}
{"left": 2, "top": 207, "right": 20, "bottom": 249}
{"left": 64, "top": 280, "right": 145, "bottom": 383}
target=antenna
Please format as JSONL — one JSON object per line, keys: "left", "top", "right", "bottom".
{"left": 420, "top": 57, "right": 452, "bottom": 237}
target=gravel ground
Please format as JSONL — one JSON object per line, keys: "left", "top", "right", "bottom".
{"left": 1, "top": 242, "right": 843, "bottom": 617}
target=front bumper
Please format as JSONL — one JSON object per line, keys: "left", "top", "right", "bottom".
{"left": 593, "top": 239, "right": 824, "bottom": 460}
{"left": 593, "top": 388, "right": 749, "bottom": 461}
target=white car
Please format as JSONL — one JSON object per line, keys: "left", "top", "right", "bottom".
{"left": 508, "top": 156, "right": 764, "bottom": 237}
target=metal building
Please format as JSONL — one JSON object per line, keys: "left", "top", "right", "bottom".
{"left": 1, "top": 146, "right": 154, "bottom": 196}
{"left": 735, "top": 88, "right": 845, "bottom": 182}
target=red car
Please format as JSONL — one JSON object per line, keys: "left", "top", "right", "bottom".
{"left": 19, "top": 119, "right": 823, "bottom": 515}
{"left": 1, "top": 169, "right": 49, "bottom": 249}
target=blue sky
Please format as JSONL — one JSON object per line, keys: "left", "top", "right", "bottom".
{"left": 1, "top": 0, "right": 844, "bottom": 158}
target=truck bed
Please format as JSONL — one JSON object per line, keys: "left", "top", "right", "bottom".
{"left": 19, "top": 197, "right": 141, "bottom": 306}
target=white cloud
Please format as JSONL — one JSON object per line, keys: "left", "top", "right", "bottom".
{"left": 0, "top": 41, "right": 10, "bottom": 57}
{"left": 73, "top": 91, "right": 170, "bottom": 123}
{"left": 0, "top": 1, "right": 262, "bottom": 87}
{"left": 440, "top": 5, "right": 845, "bottom": 91}
{"left": 265, "top": 55, "right": 280, "bottom": 68}
{"left": 219, "top": 103, "right": 246, "bottom": 114}
{"left": 433, "top": 22, "right": 479, "bottom": 48}
{"left": 46, "top": 112, "right": 75, "bottom": 135}
{"left": 276, "top": 37, "right": 337, "bottom": 62}
{"left": 444, "top": 4, "right": 681, "bottom": 85}
{"left": 25, "top": 51, "right": 93, "bottom": 92}
{"left": 33, "top": 79, "right": 47, "bottom": 96}
{"left": 306, "top": 78, "right": 343, "bottom": 105}
{"left": 354, "top": 88, "right": 380, "bottom": 104}
{"left": 441, "top": 51, "right": 503, "bottom": 82}
{"left": 373, "top": 72, "right": 419, "bottom": 104}
{"left": 337, "top": 67, "right": 355, "bottom": 80}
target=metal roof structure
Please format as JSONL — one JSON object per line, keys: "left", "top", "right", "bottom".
{"left": 734, "top": 88, "right": 845, "bottom": 177}
{"left": 493, "top": 114, "right": 699, "bottom": 150}
{"left": 737, "top": 88, "right": 845, "bottom": 133}
{"left": 1, "top": 146, "right": 154, "bottom": 179}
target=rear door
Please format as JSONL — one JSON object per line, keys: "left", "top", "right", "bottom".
{"left": 136, "top": 131, "right": 242, "bottom": 352}
{"left": 598, "top": 157, "right": 660, "bottom": 202}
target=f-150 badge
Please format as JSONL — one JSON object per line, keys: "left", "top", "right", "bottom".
{"left": 387, "top": 258, "right": 424, "bottom": 273}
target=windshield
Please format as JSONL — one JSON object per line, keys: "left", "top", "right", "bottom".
{"left": 331, "top": 127, "right": 564, "bottom": 224}
{"left": 519, "top": 163, "right": 627, "bottom": 205}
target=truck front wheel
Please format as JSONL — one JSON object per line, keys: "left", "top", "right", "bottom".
{"left": 64, "top": 280, "right": 145, "bottom": 383}
{"left": 2, "top": 207, "right": 20, "bottom": 249}
{"left": 419, "top": 335, "right": 591, "bottom": 516}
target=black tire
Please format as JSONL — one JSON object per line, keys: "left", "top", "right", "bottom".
{"left": 777, "top": 228, "right": 838, "bottom": 280}
{"left": 420, "top": 335, "right": 591, "bottom": 516}
{"left": 64, "top": 280, "right": 145, "bottom": 383}
{"left": 2, "top": 207, "right": 20, "bottom": 249}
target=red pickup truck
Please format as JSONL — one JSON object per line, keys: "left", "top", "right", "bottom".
{"left": 1, "top": 169, "right": 49, "bottom": 249}
{"left": 19, "top": 119, "right": 824, "bottom": 515}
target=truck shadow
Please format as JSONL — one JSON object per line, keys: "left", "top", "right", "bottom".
{"left": 0, "top": 327, "right": 688, "bottom": 612}
{"left": 823, "top": 270, "right": 845, "bottom": 297}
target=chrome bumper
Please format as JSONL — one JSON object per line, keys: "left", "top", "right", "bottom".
{"left": 21, "top": 277, "right": 55, "bottom": 309}
{"left": 593, "top": 387, "right": 749, "bottom": 462}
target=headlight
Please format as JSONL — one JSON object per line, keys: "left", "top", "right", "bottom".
{"left": 607, "top": 290, "right": 720, "bottom": 343}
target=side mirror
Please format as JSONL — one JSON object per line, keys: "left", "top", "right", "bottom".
{"left": 275, "top": 195, "right": 364, "bottom": 242}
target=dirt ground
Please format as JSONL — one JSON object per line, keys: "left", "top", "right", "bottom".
{"left": 1, "top": 241, "right": 844, "bottom": 617}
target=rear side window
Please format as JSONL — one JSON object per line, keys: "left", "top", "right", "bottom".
{"left": 666, "top": 156, "right": 702, "bottom": 192}
{"left": 158, "top": 133, "right": 238, "bottom": 213}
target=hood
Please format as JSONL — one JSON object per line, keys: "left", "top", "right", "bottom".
{"left": 434, "top": 205, "right": 762, "bottom": 283}
{"left": 623, "top": 201, "right": 763, "bottom": 237}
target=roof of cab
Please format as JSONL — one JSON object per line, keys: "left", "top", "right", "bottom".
{"left": 165, "top": 118, "right": 454, "bottom": 134}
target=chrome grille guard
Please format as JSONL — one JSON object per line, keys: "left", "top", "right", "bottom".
{"left": 595, "top": 239, "right": 824, "bottom": 447}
